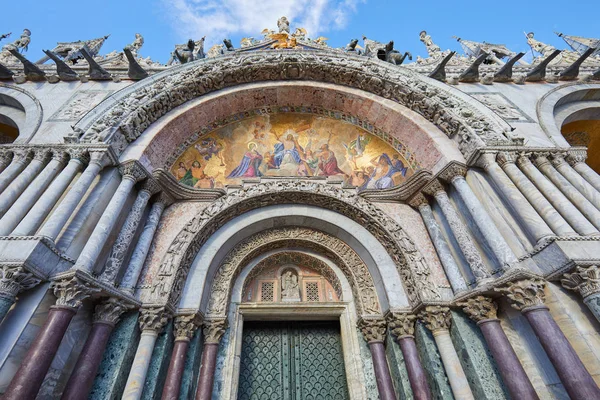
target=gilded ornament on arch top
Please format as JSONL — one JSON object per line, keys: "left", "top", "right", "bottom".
{"left": 387, "top": 312, "right": 417, "bottom": 338}
{"left": 93, "top": 297, "right": 133, "bottom": 326}
{"left": 0, "top": 265, "right": 41, "bottom": 299}
{"left": 456, "top": 295, "right": 498, "bottom": 323}
{"left": 203, "top": 318, "right": 227, "bottom": 344}
{"left": 119, "top": 161, "right": 146, "bottom": 182}
{"left": 51, "top": 276, "right": 101, "bottom": 309}
{"left": 495, "top": 151, "right": 518, "bottom": 167}
{"left": 422, "top": 179, "right": 446, "bottom": 197}
{"left": 565, "top": 150, "right": 587, "bottom": 166}
{"left": 174, "top": 313, "right": 203, "bottom": 341}
{"left": 437, "top": 164, "right": 467, "bottom": 183}
{"left": 561, "top": 265, "right": 600, "bottom": 298}
{"left": 494, "top": 279, "right": 546, "bottom": 311}
{"left": 418, "top": 305, "right": 451, "bottom": 332}
{"left": 138, "top": 306, "right": 171, "bottom": 332}
{"left": 358, "top": 318, "right": 387, "bottom": 343}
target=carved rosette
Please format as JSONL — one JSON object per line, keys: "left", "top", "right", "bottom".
{"left": 93, "top": 297, "right": 132, "bottom": 326}
{"left": 566, "top": 150, "right": 587, "bottom": 167}
{"left": 139, "top": 307, "right": 171, "bottom": 333}
{"left": 203, "top": 319, "right": 227, "bottom": 344}
{"left": 418, "top": 306, "right": 451, "bottom": 333}
{"left": 358, "top": 318, "right": 387, "bottom": 343}
{"left": 438, "top": 163, "right": 467, "bottom": 183}
{"left": 457, "top": 296, "right": 498, "bottom": 323}
{"left": 0, "top": 265, "right": 41, "bottom": 300}
{"left": 562, "top": 265, "right": 600, "bottom": 299}
{"left": 174, "top": 314, "right": 203, "bottom": 341}
{"left": 51, "top": 277, "right": 101, "bottom": 309}
{"left": 387, "top": 312, "right": 417, "bottom": 339}
{"left": 118, "top": 161, "right": 146, "bottom": 183}
{"left": 496, "top": 151, "right": 517, "bottom": 167}
{"left": 495, "top": 279, "right": 547, "bottom": 311}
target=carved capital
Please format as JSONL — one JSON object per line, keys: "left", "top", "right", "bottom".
{"left": 438, "top": 164, "right": 467, "bottom": 183}
{"left": 174, "top": 313, "right": 203, "bottom": 341}
{"left": 32, "top": 149, "right": 52, "bottom": 163}
{"left": 387, "top": 312, "right": 417, "bottom": 339}
{"left": 0, "top": 265, "right": 41, "bottom": 300}
{"left": 203, "top": 319, "right": 228, "bottom": 344}
{"left": 474, "top": 152, "right": 497, "bottom": 170}
{"left": 51, "top": 150, "right": 70, "bottom": 165}
{"left": 496, "top": 151, "right": 517, "bottom": 167}
{"left": 155, "top": 192, "right": 174, "bottom": 207}
{"left": 457, "top": 296, "right": 498, "bottom": 323}
{"left": 422, "top": 179, "right": 446, "bottom": 197}
{"left": 532, "top": 153, "right": 551, "bottom": 169}
{"left": 141, "top": 179, "right": 162, "bottom": 196}
{"left": 495, "top": 279, "right": 546, "bottom": 311}
{"left": 0, "top": 150, "right": 13, "bottom": 166}
{"left": 66, "top": 148, "right": 90, "bottom": 164}
{"left": 566, "top": 150, "right": 587, "bottom": 166}
{"left": 358, "top": 318, "right": 387, "bottom": 343}
{"left": 408, "top": 193, "right": 429, "bottom": 209}
{"left": 139, "top": 307, "right": 171, "bottom": 333}
{"left": 515, "top": 152, "right": 533, "bottom": 169}
{"left": 12, "top": 149, "right": 33, "bottom": 163}
{"left": 562, "top": 265, "right": 600, "bottom": 299}
{"left": 51, "top": 277, "right": 101, "bottom": 310}
{"left": 93, "top": 297, "right": 132, "bottom": 326}
{"left": 88, "top": 150, "right": 111, "bottom": 168}
{"left": 549, "top": 153, "right": 568, "bottom": 168}
{"left": 119, "top": 161, "right": 146, "bottom": 183}
{"left": 418, "top": 306, "right": 451, "bottom": 333}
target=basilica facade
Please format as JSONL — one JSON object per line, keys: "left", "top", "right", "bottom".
{"left": 0, "top": 18, "right": 600, "bottom": 400}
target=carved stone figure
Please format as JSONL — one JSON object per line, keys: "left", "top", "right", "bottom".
{"left": 419, "top": 30, "right": 441, "bottom": 57}
{"left": 125, "top": 33, "right": 144, "bottom": 56}
{"left": 344, "top": 38, "right": 362, "bottom": 55}
{"left": 0, "top": 28, "right": 31, "bottom": 64}
{"left": 277, "top": 16, "right": 290, "bottom": 33}
{"left": 281, "top": 269, "right": 300, "bottom": 301}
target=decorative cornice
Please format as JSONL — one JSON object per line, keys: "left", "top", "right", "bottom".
{"left": 203, "top": 318, "right": 228, "bottom": 344}
{"left": 561, "top": 265, "right": 600, "bottom": 299}
{"left": 456, "top": 296, "right": 498, "bottom": 323}
{"left": 418, "top": 305, "right": 451, "bottom": 333}
{"left": 0, "top": 265, "right": 41, "bottom": 300}
{"left": 495, "top": 279, "right": 547, "bottom": 311}
{"left": 387, "top": 312, "right": 417, "bottom": 339}
{"left": 93, "top": 297, "right": 132, "bottom": 326}
{"left": 174, "top": 313, "right": 203, "bottom": 341}
{"left": 51, "top": 276, "right": 101, "bottom": 309}
{"left": 138, "top": 306, "right": 171, "bottom": 333}
{"left": 358, "top": 317, "right": 387, "bottom": 343}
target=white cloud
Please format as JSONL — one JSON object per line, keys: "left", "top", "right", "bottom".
{"left": 162, "top": 0, "right": 363, "bottom": 46}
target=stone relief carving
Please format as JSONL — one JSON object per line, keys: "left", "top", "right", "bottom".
{"left": 562, "top": 265, "right": 600, "bottom": 299}
{"left": 418, "top": 306, "right": 451, "bottom": 333}
{"left": 203, "top": 319, "right": 228, "bottom": 344}
{"left": 0, "top": 265, "right": 41, "bottom": 299}
{"left": 358, "top": 318, "right": 388, "bottom": 343}
{"left": 174, "top": 313, "right": 202, "bottom": 341}
{"left": 138, "top": 306, "right": 171, "bottom": 332}
{"left": 470, "top": 93, "right": 532, "bottom": 123}
{"left": 387, "top": 312, "right": 417, "bottom": 338}
{"left": 93, "top": 297, "right": 132, "bottom": 326}
{"left": 49, "top": 91, "right": 110, "bottom": 122}
{"left": 495, "top": 279, "right": 547, "bottom": 311}
{"left": 457, "top": 296, "right": 498, "bottom": 322}
{"left": 281, "top": 269, "right": 301, "bottom": 301}
{"left": 51, "top": 277, "right": 101, "bottom": 309}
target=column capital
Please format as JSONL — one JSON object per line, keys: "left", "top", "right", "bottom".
{"left": 422, "top": 179, "right": 446, "bottom": 197}
{"left": 12, "top": 149, "right": 33, "bottom": 163}
{"left": 0, "top": 265, "right": 41, "bottom": 300}
{"left": 32, "top": 149, "right": 52, "bottom": 163}
{"left": 88, "top": 149, "right": 111, "bottom": 167}
{"left": 386, "top": 312, "right": 417, "bottom": 339}
{"left": 119, "top": 161, "right": 147, "bottom": 183}
{"left": 66, "top": 148, "right": 91, "bottom": 164}
{"left": 438, "top": 164, "right": 467, "bottom": 183}
{"left": 358, "top": 317, "right": 387, "bottom": 343}
{"left": 456, "top": 295, "right": 498, "bottom": 323}
{"left": 408, "top": 193, "right": 428, "bottom": 209}
{"left": 51, "top": 276, "right": 101, "bottom": 310}
{"left": 93, "top": 297, "right": 133, "bottom": 326}
{"left": 50, "top": 150, "right": 70, "bottom": 165}
{"left": 531, "top": 153, "right": 552, "bottom": 169}
{"left": 155, "top": 192, "right": 175, "bottom": 208}
{"left": 562, "top": 265, "right": 600, "bottom": 299}
{"left": 140, "top": 179, "right": 162, "bottom": 196}
{"left": 549, "top": 152, "right": 569, "bottom": 168}
{"left": 495, "top": 279, "right": 546, "bottom": 311}
{"left": 515, "top": 152, "right": 533, "bottom": 168}
{"left": 474, "top": 151, "right": 498, "bottom": 170}
{"left": 174, "top": 313, "right": 203, "bottom": 342}
{"left": 203, "top": 318, "right": 228, "bottom": 344}
{"left": 496, "top": 151, "right": 518, "bottom": 167}
{"left": 139, "top": 306, "right": 171, "bottom": 333}
{"left": 566, "top": 150, "right": 587, "bottom": 167}
{"left": 418, "top": 305, "right": 451, "bottom": 333}
{"left": 0, "top": 150, "right": 13, "bottom": 165}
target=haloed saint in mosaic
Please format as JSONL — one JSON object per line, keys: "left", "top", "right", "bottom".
{"left": 171, "top": 113, "right": 416, "bottom": 191}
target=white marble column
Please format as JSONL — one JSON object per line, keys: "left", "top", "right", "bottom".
{"left": 0, "top": 150, "right": 13, "bottom": 175}
{"left": 12, "top": 150, "right": 88, "bottom": 236}
{"left": 0, "top": 150, "right": 50, "bottom": 217}
{"left": 0, "top": 151, "right": 69, "bottom": 235}
{"left": 551, "top": 153, "right": 600, "bottom": 210}
{"left": 517, "top": 154, "right": 598, "bottom": 236}
{"left": 99, "top": 180, "right": 160, "bottom": 283}
{"left": 38, "top": 150, "right": 110, "bottom": 240}
{"left": 566, "top": 150, "right": 600, "bottom": 193}
{"left": 419, "top": 306, "right": 474, "bottom": 400}
{"left": 0, "top": 150, "right": 31, "bottom": 194}
{"left": 122, "top": 308, "right": 170, "bottom": 400}
{"left": 425, "top": 180, "right": 490, "bottom": 284}
{"left": 410, "top": 194, "right": 467, "bottom": 293}
{"left": 497, "top": 152, "right": 576, "bottom": 237}
{"left": 119, "top": 194, "right": 171, "bottom": 294}
{"left": 72, "top": 161, "right": 146, "bottom": 274}
{"left": 476, "top": 153, "right": 554, "bottom": 242}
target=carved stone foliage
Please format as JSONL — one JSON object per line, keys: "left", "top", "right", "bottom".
{"left": 51, "top": 277, "right": 101, "bottom": 309}
{"left": 358, "top": 318, "right": 387, "bottom": 343}
{"left": 201, "top": 227, "right": 381, "bottom": 319}
{"left": 418, "top": 306, "right": 451, "bottom": 333}
{"left": 203, "top": 319, "right": 227, "bottom": 344}
{"left": 387, "top": 312, "right": 417, "bottom": 338}
{"left": 149, "top": 182, "right": 441, "bottom": 310}
{"left": 495, "top": 279, "right": 547, "bottom": 311}
{"left": 139, "top": 306, "right": 171, "bottom": 332}
{"left": 119, "top": 161, "right": 147, "bottom": 182}
{"left": 76, "top": 51, "right": 514, "bottom": 158}
{"left": 437, "top": 163, "right": 467, "bottom": 183}
{"left": 566, "top": 150, "right": 587, "bottom": 166}
{"left": 0, "top": 265, "right": 41, "bottom": 299}
{"left": 562, "top": 265, "right": 600, "bottom": 299}
{"left": 174, "top": 313, "right": 202, "bottom": 341}
{"left": 93, "top": 297, "right": 132, "bottom": 326}
{"left": 457, "top": 296, "right": 498, "bottom": 323}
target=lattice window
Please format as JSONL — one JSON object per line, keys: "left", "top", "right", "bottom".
{"left": 305, "top": 282, "right": 320, "bottom": 302}
{"left": 260, "top": 281, "right": 275, "bottom": 302}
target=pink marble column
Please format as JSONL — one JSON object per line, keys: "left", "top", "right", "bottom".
{"left": 195, "top": 319, "right": 227, "bottom": 400}
{"left": 359, "top": 318, "right": 396, "bottom": 400}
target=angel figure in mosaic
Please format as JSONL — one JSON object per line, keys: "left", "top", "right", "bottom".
{"left": 194, "top": 137, "right": 225, "bottom": 166}
{"left": 343, "top": 133, "right": 371, "bottom": 169}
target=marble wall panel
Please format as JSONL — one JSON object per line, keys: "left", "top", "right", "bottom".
{"left": 142, "top": 322, "right": 174, "bottom": 400}
{"left": 414, "top": 322, "right": 454, "bottom": 400}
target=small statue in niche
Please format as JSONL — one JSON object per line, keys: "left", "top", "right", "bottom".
{"left": 281, "top": 270, "right": 301, "bottom": 301}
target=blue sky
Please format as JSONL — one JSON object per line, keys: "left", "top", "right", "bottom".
{"left": 2, "top": 0, "right": 599, "bottom": 64}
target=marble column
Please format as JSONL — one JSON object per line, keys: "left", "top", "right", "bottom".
{"left": 162, "top": 314, "right": 202, "bottom": 400}
{"left": 562, "top": 265, "right": 600, "bottom": 323}
{"left": 122, "top": 307, "right": 171, "bottom": 400}
{"left": 551, "top": 153, "right": 600, "bottom": 210}
{"left": 72, "top": 161, "right": 146, "bottom": 274}
{"left": 3, "top": 277, "right": 99, "bottom": 400}
{"left": 38, "top": 150, "right": 110, "bottom": 240}
{"left": 424, "top": 180, "right": 490, "bottom": 283}
{"left": 0, "top": 150, "right": 50, "bottom": 217}
{"left": 410, "top": 194, "right": 467, "bottom": 293}
{"left": 419, "top": 306, "right": 474, "bottom": 400}
{"left": 496, "top": 279, "right": 600, "bottom": 400}
{"left": 13, "top": 149, "right": 88, "bottom": 236}
{"left": 0, "top": 150, "right": 13, "bottom": 174}
{"left": 440, "top": 165, "right": 518, "bottom": 269}
{"left": 61, "top": 298, "right": 130, "bottom": 400}
{"left": 457, "top": 296, "right": 539, "bottom": 400}
{"left": 358, "top": 318, "right": 396, "bottom": 400}
{"left": 119, "top": 194, "right": 172, "bottom": 293}
{"left": 0, "top": 265, "right": 41, "bottom": 322}
{"left": 0, "top": 149, "right": 31, "bottom": 194}
{"left": 99, "top": 180, "right": 160, "bottom": 283}
{"left": 194, "top": 319, "right": 228, "bottom": 400}
{"left": 476, "top": 152, "right": 554, "bottom": 242}
{"left": 388, "top": 313, "right": 432, "bottom": 400}
{"left": 566, "top": 150, "right": 600, "bottom": 193}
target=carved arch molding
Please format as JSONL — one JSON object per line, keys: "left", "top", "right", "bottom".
{"left": 75, "top": 51, "right": 517, "bottom": 159}
{"left": 148, "top": 181, "right": 441, "bottom": 309}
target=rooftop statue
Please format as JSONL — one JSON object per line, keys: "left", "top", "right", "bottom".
{"left": 525, "top": 32, "right": 598, "bottom": 66}
{"left": 168, "top": 36, "right": 205, "bottom": 65}
{"left": 455, "top": 36, "right": 521, "bottom": 65}
{"left": 125, "top": 33, "right": 144, "bottom": 56}
{"left": 344, "top": 39, "right": 363, "bottom": 55}
{"left": 0, "top": 29, "right": 31, "bottom": 64}
{"left": 362, "top": 36, "right": 411, "bottom": 65}
{"left": 278, "top": 16, "right": 290, "bottom": 34}
{"left": 420, "top": 30, "right": 441, "bottom": 57}
{"left": 207, "top": 43, "right": 225, "bottom": 58}
{"left": 0, "top": 33, "right": 11, "bottom": 42}
{"left": 240, "top": 37, "right": 260, "bottom": 48}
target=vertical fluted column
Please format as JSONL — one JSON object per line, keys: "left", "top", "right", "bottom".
{"left": 562, "top": 265, "right": 600, "bottom": 323}
{"left": 388, "top": 313, "right": 432, "bottom": 400}
{"left": 551, "top": 153, "right": 600, "bottom": 209}
{"left": 496, "top": 279, "right": 600, "bottom": 399}
{"left": 3, "top": 277, "right": 100, "bottom": 400}
{"left": 38, "top": 150, "right": 111, "bottom": 240}
{"left": 119, "top": 193, "right": 172, "bottom": 294}
{"left": 72, "top": 161, "right": 146, "bottom": 274}
{"left": 13, "top": 149, "right": 88, "bottom": 236}
{"left": 457, "top": 296, "right": 539, "bottom": 400}
{"left": 566, "top": 150, "right": 600, "bottom": 192}
{"left": 0, "top": 149, "right": 31, "bottom": 194}
{"left": 424, "top": 180, "right": 490, "bottom": 283}
{"left": 123, "top": 307, "right": 171, "bottom": 400}
{"left": 195, "top": 319, "right": 228, "bottom": 400}
{"left": 419, "top": 306, "right": 474, "bottom": 400}
{"left": 162, "top": 314, "right": 202, "bottom": 400}
{"left": 497, "top": 152, "right": 576, "bottom": 236}
{"left": 410, "top": 194, "right": 467, "bottom": 293}
{"left": 99, "top": 180, "right": 160, "bottom": 283}
{"left": 476, "top": 153, "right": 554, "bottom": 242}
{"left": 61, "top": 298, "right": 131, "bottom": 400}
{"left": 0, "top": 265, "right": 41, "bottom": 322}
{"left": 0, "top": 149, "right": 50, "bottom": 217}
{"left": 358, "top": 318, "right": 396, "bottom": 400}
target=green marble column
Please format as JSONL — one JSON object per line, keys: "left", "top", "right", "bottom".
{"left": 142, "top": 321, "right": 174, "bottom": 400}
{"left": 89, "top": 311, "right": 140, "bottom": 400}
{"left": 386, "top": 334, "right": 413, "bottom": 400}
{"left": 414, "top": 322, "right": 454, "bottom": 400}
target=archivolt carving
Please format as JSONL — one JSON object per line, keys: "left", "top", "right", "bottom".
{"left": 75, "top": 51, "right": 516, "bottom": 158}
{"left": 149, "top": 181, "right": 441, "bottom": 309}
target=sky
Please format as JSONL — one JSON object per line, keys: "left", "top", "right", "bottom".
{"left": 2, "top": 0, "right": 599, "bottom": 65}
